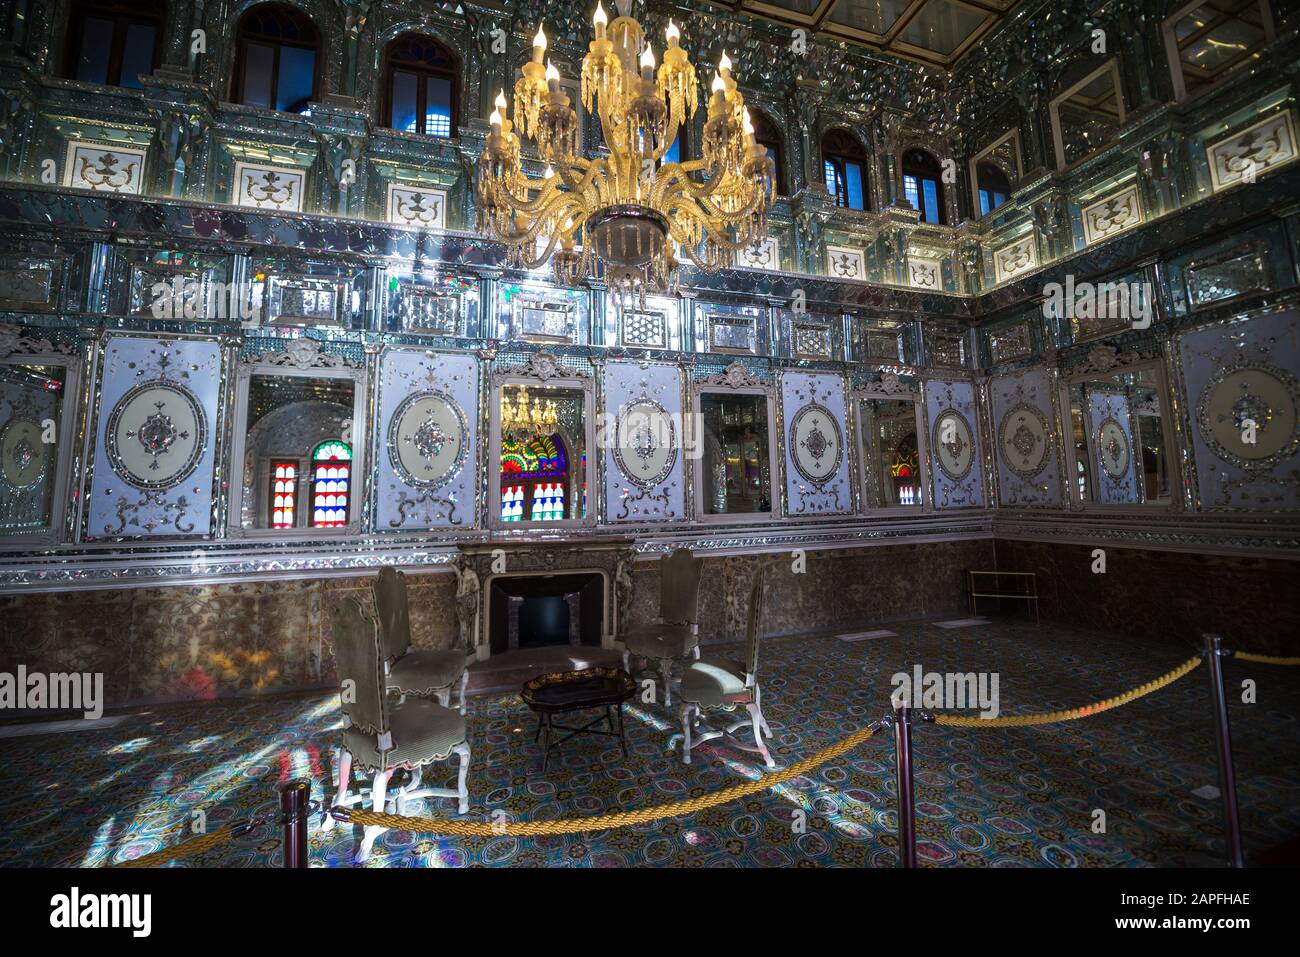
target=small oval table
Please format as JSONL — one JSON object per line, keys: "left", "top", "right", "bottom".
{"left": 521, "top": 667, "right": 637, "bottom": 772}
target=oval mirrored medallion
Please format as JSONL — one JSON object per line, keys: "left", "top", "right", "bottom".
{"left": 106, "top": 381, "right": 206, "bottom": 490}
{"left": 790, "top": 402, "right": 842, "bottom": 485}
{"left": 1196, "top": 362, "right": 1300, "bottom": 469}
{"left": 998, "top": 402, "right": 1050, "bottom": 480}
{"left": 0, "top": 416, "right": 49, "bottom": 490}
{"left": 613, "top": 397, "right": 677, "bottom": 489}
{"left": 1097, "top": 416, "right": 1130, "bottom": 479}
{"left": 388, "top": 390, "right": 469, "bottom": 489}
{"left": 931, "top": 408, "right": 975, "bottom": 481}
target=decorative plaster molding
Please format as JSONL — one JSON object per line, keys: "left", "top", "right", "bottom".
{"left": 242, "top": 337, "right": 362, "bottom": 370}
{"left": 0, "top": 324, "right": 77, "bottom": 359}
{"left": 491, "top": 349, "right": 590, "bottom": 385}
{"left": 698, "top": 360, "right": 769, "bottom": 390}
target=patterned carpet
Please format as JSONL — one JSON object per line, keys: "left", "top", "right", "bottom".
{"left": 1, "top": 618, "right": 1297, "bottom": 868}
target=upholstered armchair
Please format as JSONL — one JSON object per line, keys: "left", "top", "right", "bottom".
{"left": 620, "top": 548, "right": 703, "bottom": 707}
{"left": 372, "top": 566, "right": 472, "bottom": 714}
{"left": 673, "top": 569, "right": 775, "bottom": 768}
{"left": 323, "top": 597, "right": 471, "bottom": 863}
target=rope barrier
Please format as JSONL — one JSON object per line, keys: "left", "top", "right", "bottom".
{"left": 932, "top": 654, "right": 1202, "bottom": 728}
{"left": 112, "top": 643, "right": 1263, "bottom": 859}
{"left": 338, "top": 719, "right": 887, "bottom": 837}
{"left": 1233, "top": 651, "right": 1300, "bottom": 666}
{"left": 116, "top": 826, "right": 241, "bottom": 868}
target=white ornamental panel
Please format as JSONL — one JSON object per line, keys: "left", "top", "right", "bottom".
{"left": 991, "top": 368, "right": 1061, "bottom": 506}
{"left": 603, "top": 359, "right": 685, "bottom": 522}
{"left": 374, "top": 348, "right": 480, "bottom": 529}
{"left": 924, "top": 379, "right": 985, "bottom": 508}
{"left": 86, "top": 336, "right": 223, "bottom": 538}
{"left": 781, "top": 370, "right": 851, "bottom": 515}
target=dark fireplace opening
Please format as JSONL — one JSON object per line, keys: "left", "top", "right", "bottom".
{"left": 490, "top": 573, "right": 604, "bottom": 655}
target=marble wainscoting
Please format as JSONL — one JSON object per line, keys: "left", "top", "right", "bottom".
{"left": 993, "top": 540, "right": 1300, "bottom": 656}
{"left": 0, "top": 570, "right": 459, "bottom": 711}
{"left": 627, "top": 540, "right": 995, "bottom": 645}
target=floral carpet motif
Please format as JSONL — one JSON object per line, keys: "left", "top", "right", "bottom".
{"left": 1, "top": 619, "right": 1297, "bottom": 868}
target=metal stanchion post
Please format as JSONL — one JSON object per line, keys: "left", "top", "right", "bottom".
{"left": 280, "top": 780, "right": 311, "bottom": 869}
{"left": 1204, "top": 634, "right": 1244, "bottom": 868}
{"left": 893, "top": 704, "right": 917, "bottom": 868}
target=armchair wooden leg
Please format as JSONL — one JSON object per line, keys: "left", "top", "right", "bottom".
{"left": 323, "top": 747, "right": 352, "bottom": 833}
{"left": 457, "top": 671, "right": 469, "bottom": 715}
{"left": 679, "top": 704, "right": 693, "bottom": 764}
{"left": 659, "top": 658, "right": 673, "bottom": 708}
{"left": 454, "top": 742, "right": 471, "bottom": 815}
{"left": 356, "top": 768, "right": 391, "bottom": 864}
{"left": 622, "top": 650, "right": 631, "bottom": 674}
{"left": 747, "top": 702, "right": 775, "bottom": 769}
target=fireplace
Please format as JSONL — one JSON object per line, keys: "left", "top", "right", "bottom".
{"left": 489, "top": 573, "right": 604, "bottom": 656}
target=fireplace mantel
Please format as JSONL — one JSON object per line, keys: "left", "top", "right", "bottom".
{"left": 455, "top": 538, "right": 636, "bottom": 660}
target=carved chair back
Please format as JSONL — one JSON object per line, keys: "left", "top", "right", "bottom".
{"left": 332, "top": 597, "right": 388, "bottom": 739}
{"left": 742, "top": 567, "right": 766, "bottom": 682}
{"left": 371, "top": 566, "right": 412, "bottom": 663}
{"left": 659, "top": 548, "right": 703, "bottom": 625}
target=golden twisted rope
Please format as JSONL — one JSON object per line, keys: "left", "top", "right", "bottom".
{"left": 343, "top": 720, "right": 886, "bottom": 837}
{"left": 1233, "top": 652, "right": 1300, "bottom": 666}
{"left": 115, "top": 826, "right": 239, "bottom": 868}
{"left": 933, "top": 654, "right": 1203, "bottom": 728}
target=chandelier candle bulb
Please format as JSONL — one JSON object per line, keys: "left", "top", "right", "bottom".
{"left": 594, "top": 2, "right": 607, "bottom": 38}
{"left": 532, "top": 25, "right": 547, "bottom": 61}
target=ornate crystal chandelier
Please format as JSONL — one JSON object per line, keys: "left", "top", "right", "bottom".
{"left": 476, "top": 1, "right": 775, "bottom": 303}
{"left": 500, "top": 385, "right": 559, "bottom": 443}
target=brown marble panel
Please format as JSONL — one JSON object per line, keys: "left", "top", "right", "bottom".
{"left": 993, "top": 539, "right": 1300, "bottom": 656}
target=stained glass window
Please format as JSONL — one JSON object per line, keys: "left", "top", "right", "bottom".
{"left": 500, "top": 433, "right": 568, "bottom": 522}
{"left": 311, "top": 440, "right": 350, "bottom": 527}
{"left": 270, "top": 460, "right": 297, "bottom": 528}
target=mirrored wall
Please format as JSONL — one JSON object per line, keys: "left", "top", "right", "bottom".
{"left": 1065, "top": 365, "right": 1172, "bottom": 506}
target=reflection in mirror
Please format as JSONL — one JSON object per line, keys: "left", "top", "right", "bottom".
{"left": 860, "top": 397, "right": 923, "bottom": 506}
{"left": 700, "top": 392, "right": 771, "bottom": 515}
{"left": 1054, "top": 64, "right": 1123, "bottom": 167}
{"left": 1067, "top": 367, "right": 1170, "bottom": 505}
{"left": 1166, "top": 0, "right": 1269, "bottom": 100}
{"left": 498, "top": 384, "right": 587, "bottom": 522}
{"left": 241, "top": 373, "right": 356, "bottom": 529}
{"left": 0, "top": 364, "right": 65, "bottom": 533}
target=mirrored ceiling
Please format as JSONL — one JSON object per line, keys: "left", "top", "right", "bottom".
{"left": 719, "top": 0, "right": 1018, "bottom": 66}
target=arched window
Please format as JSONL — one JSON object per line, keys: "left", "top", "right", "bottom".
{"left": 901, "top": 148, "right": 945, "bottom": 224}
{"left": 232, "top": 4, "right": 319, "bottom": 114}
{"left": 384, "top": 33, "right": 458, "bottom": 137}
{"left": 821, "top": 128, "right": 869, "bottom": 211}
{"left": 976, "top": 161, "right": 1012, "bottom": 216}
{"left": 64, "top": 0, "right": 164, "bottom": 89}
{"left": 749, "top": 109, "right": 785, "bottom": 196}
{"left": 310, "top": 439, "right": 351, "bottom": 528}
